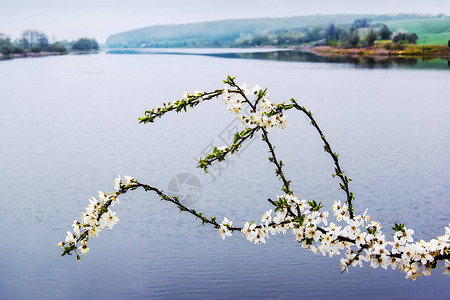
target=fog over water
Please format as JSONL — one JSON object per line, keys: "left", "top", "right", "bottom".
{"left": 0, "top": 0, "right": 449, "bottom": 41}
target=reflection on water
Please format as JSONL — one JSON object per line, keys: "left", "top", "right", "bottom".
{"left": 107, "top": 48, "right": 450, "bottom": 70}
{"left": 227, "top": 51, "right": 450, "bottom": 70}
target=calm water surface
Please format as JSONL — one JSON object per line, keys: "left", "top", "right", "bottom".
{"left": 0, "top": 50, "right": 449, "bottom": 299}
{"left": 107, "top": 48, "right": 450, "bottom": 70}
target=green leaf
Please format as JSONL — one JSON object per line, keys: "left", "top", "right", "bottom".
{"left": 61, "top": 244, "right": 76, "bottom": 256}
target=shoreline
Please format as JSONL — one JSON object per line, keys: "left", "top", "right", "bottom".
{"left": 0, "top": 51, "right": 67, "bottom": 60}
{"left": 310, "top": 45, "right": 450, "bottom": 60}
{"left": 0, "top": 50, "right": 100, "bottom": 61}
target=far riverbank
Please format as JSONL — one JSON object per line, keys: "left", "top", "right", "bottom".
{"left": 311, "top": 44, "right": 450, "bottom": 59}
{"left": 0, "top": 50, "right": 100, "bottom": 61}
{"left": 0, "top": 52, "right": 66, "bottom": 60}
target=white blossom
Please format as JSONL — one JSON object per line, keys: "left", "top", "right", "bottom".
{"left": 79, "top": 241, "right": 89, "bottom": 255}
{"left": 65, "top": 231, "right": 76, "bottom": 244}
{"left": 218, "top": 217, "right": 233, "bottom": 240}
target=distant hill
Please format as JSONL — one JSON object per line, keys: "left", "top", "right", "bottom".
{"left": 106, "top": 14, "right": 436, "bottom": 48}
{"left": 383, "top": 17, "right": 450, "bottom": 45}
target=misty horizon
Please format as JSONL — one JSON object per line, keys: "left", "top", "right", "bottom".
{"left": 1, "top": 0, "right": 449, "bottom": 43}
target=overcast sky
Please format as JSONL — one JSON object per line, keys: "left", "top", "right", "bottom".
{"left": 1, "top": 0, "right": 449, "bottom": 43}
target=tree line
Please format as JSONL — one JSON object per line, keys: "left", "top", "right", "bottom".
{"left": 0, "top": 30, "right": 99, "bottom": 57}
{"left": 233, "top": 18, "right": 419, "bottom": 48}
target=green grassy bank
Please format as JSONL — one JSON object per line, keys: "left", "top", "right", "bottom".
{"left": 384, "top": 17, "right": 450, "bottom": 45}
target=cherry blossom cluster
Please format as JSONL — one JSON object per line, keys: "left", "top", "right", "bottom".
{"left": 222, "top": 82, "right": 287, "bottom": 131}
{"left": 59, "top": 175, "right": 136, "bottom": 260}
{"left": 141, "top": 77, "right": 288, "bottom": 131}
{"left": 218, "top": 194, "right": 450, "bottom": 280}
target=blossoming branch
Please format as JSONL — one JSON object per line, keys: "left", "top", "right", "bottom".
{"left": 60, "top": 76, "right": 450, "bottom": 280}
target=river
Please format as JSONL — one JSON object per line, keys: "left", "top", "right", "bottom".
{"left": 0, "top": 49, "right": 449, "bottom": 299}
